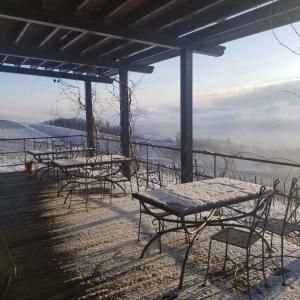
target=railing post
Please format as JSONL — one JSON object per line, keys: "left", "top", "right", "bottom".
{"left": 23, "top": 138, "right": 26, "bottom": 165}
{"left": 213, "top": 155, "right": 217, "bottom": 178}
{"left": 146, "top": 144, "right": 149, "bottom": 188}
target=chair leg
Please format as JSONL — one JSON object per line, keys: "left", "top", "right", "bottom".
{"left": 123, "top": 181, "right": 127, "bottom": 196}
{"left": 69, "top": 183, "right": 74, "bottom": 208}
{"left": 281, "top": 234, "right": 286, "bottom": 285}
{"left": 110, "top": 181, "right": 113, "bottom": 204}
{"left": 129, "top": 179, "right": 133, "bottom": 197}
{"left": 158, "top": 220, "right": 162, "bottom": 253}
{"left": 270, "top": 231, "right": 274, "bottom": 250}
{"left": 1, "top": 276, "right": 12, "bottom": 299}
{"left": 223, "top": 242, "right": 228, "bottom": 270}
{"left": 262, "top": 237, "right": 269, "bottom": 288}
{"left": 246, "top": 249, "right": 252, "bottom": 300}
{"left": 137, "top": 203, "right": 142, "bottom": 241}
{"left": 203, "top": 239, "right": 213, "bottom": 287}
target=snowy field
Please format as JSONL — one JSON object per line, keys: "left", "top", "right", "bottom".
{"left": 0, "top": 120, "right": 86, "bottom": 172}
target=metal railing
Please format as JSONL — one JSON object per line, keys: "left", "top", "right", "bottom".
{"left": 0, "top": 135, "right": 86, "bottom": 170}
{"left": 1, "top": 134, "right": 299, "bottom": 191}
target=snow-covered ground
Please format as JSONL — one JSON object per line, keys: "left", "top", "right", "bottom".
{"left": 0, "top": 120, "right": 86, "bottom": 172}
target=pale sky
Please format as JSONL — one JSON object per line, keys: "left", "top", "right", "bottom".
{"left": 0, "top": 22, "right": 299, "bottom": 149}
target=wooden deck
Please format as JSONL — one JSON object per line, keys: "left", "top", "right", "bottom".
{"left": 0, "top": 171, "right": 186, "bottom": 300}
{"left": 1, "top": 171, "right": 295, "bottom": 300}
{"left": 0, "top": 171, "right": 90, "bottom": 299}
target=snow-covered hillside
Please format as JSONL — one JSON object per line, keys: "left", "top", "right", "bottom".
{"left": 0, "top": 120, "right": 87, "bottom": 172}
{"left": 0, "top": 120, "right": 85, "bottom": 139}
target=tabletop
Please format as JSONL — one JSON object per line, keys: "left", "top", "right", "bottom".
{"left": 133, "top": 177, "right": 273, "bottom": 217}
{"left": 52, "top": 154, "right": 130, "bottom": 168}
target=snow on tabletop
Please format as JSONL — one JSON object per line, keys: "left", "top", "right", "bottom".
{"left": 53, "top": 154, "right": 128, "bottom": 167}
{"left": 138, "top": 177, "right": 273, "bottom": 215}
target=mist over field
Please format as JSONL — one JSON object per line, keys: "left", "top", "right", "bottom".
{"left": 136, "top": 78, "right": 300, "bottom": 150}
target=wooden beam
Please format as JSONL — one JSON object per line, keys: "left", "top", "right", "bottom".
{"left": 180, "top": 49, "right": 193, "bottom": 183}
{"left": 59, "top": 32, "right": 86, "bottom": 51}
{"left": 104, "top": 45, "right": 225, "bottom": 77}
{"left": 20, "top": 57, "right": 29, "bottom": 65}
{"left": 0, "top": 45, "right": 154, "bottom": 74}
{"left": 119, "top": 67, "right": 130, "bottom": 177}
{"left": 78, "top": 1, "right": 174, "bottom": 56}
{"left": 93, "top": 0, "right": 127, "bottom": 19}
{"left": 38, "top": 27, "right": 59, "bottom": 48}
{"left": 1, "top": 55, "right": 8, "bottom": 64}
{"left": 76, "top": 0, "right": 91, "bottom": 11}
{"left": 53, "top": 62, "right": 66, "bottom": 70}
{"left": 14, "top": 22, "right": 30, "bottom": 45}
{"left": 0, "top": 3, "right": 222, "bottom": 54}
{"left": 88, "top": 0, "right": 225, "bottom": 60}
{"left": 163, "top": 0, "right": 269, "bottom": 37}
{"left": 0, "top": 64, "right": 113, "bottom": 83}
{"left": 80, "top": 38, "right": 107, "bottom": 54}
{"left": 96, "top": 0, "right": 268, "bottom": 62}
{"left": 84, "top": 79, "right": 95, "bottom": 150}
{"left": 184, "top": 0, "right": 300, "bottom": 48}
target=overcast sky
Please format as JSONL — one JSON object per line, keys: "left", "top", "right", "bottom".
{"left": 0, "top": 22, "right": 299, "bottom": 150}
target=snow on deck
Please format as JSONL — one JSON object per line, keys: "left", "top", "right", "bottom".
{"left": 1, "top": 171, "right": 300, "bottom": 299}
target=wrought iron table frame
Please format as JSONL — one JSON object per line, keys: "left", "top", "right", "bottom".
{"left": 52, "top": 155, "right": 131, "bottom": 199}
{"left": 133, "top": 178, "right": 275, "bottom": 289}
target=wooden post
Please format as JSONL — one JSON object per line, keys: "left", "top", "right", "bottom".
{"left": 180, "top": 49, "right": 193, "bottom": 183}
{"left": 119, "top": 68, "right": 130, "bottom": 177}
{"left": 84, "top": 80, "right": 95, "bottom": 152}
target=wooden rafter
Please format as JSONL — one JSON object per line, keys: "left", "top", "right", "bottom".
{"left": 59, "top": 32, "right": 86, "bottom": 51}
{"left": 14, "top": 22, "right": 30, "bottom": 45}
{"left": 38, "top": 27, "right": 59, "bottom": 48}
{"left": 0, "top": 3, "right": 224, "bottom": 54}
{"left": 0, "top": 45, "right": 154, "bottom": 73}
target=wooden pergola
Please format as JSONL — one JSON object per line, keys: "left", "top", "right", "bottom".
{"left": 0, "top": 0, "right": 299, "bottom": 182}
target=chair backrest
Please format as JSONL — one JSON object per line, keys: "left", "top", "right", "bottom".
{"left": 33, "top": 140, "right": 47, "bottom": 150}
{"left": 136, "top": 162, "right": 162, "bottom": 191}
{"left": 247, "top": 185, "right": 273, "bottom": 248}
{"left": 52, "top": 141, "right": 70, "bottom": 159}
{"left": 70, "top": 142, "right": 85, "bottom": 158}
{"left": 87, "top": 154, "right": 112, "bottom": 178}
{"left": 283, "top": 177, "right": 300, "bottom": 226}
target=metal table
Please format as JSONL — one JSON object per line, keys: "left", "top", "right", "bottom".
{"left": 27, "top": 148, "right": 93, "bottom": 179}
{"left": 52, "top": 155, "right": 131, "bottom": 198}
{"left": 133, "top": 177, "right": 274, "bottom": 288}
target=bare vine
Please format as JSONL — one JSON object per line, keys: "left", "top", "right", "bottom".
{"left": 54, "top": 77, "right": 142, "bottom": 171}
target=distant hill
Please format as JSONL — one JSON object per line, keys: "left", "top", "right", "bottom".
{"left": 0, "top": 120, "right": 85, "bottom": 139}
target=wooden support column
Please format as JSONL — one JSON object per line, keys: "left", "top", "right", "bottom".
{"left": 84, "top": 80, "right": 95, "bottom": 152}
{"left": 180, "top": 49, "right": 193, "bottom": 183}
{"left": 119, "top": 67, "right": 130, "bottom": 177}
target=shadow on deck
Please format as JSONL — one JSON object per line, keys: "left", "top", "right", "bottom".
{"left": 0, "top": 171, "right": 182, "bottom": 300}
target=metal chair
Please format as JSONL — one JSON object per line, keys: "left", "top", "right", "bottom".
{"left": 64, "top": 155, "right": 112, "bottom": 209}
{"left": 136, "top": 163, "right": 169, "bottom": 249}
{"left": 203, "top": 185, "right": 272, "bottom": 298}
{"left": 262, "top": 177, "right": 300, "bottom": 285}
